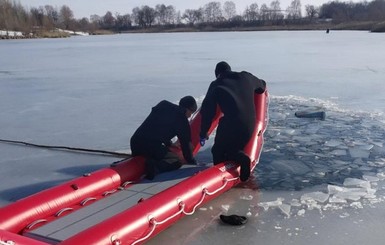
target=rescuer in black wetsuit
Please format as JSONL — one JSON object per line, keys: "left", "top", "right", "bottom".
{"left": 130, "top": 96, "right": 198, "bottom": 180}
{"left": 199, "top": 61, "right": 266, "bottom": 182}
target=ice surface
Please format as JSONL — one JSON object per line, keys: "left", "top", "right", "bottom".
{"left": 349, "top": 147, "right": 370, "bottom": 158}
{"left": 2, "top": 32, "right": 385, "bottom": 245}
{"left": 269, "top": 160, "right": 312, "bottom": 175}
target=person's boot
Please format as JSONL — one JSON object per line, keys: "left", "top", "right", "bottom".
{"left": 235, "top": 151, "right": 251, "bottom": 182}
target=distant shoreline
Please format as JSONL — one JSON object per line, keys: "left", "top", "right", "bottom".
{"left": 120, "top": 21, "right": 385, "bottom": 34}
{"left": 1, "top": 21, "right": 384, "bottom": 40}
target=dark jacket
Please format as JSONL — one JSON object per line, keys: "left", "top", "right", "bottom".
{"left": 131, "top": 100, "right": 194, "bottom": 163}
{"left": 200, "top": 71, "right": 266, "bottom": 140}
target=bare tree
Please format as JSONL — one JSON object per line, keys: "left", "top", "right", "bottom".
{"left": 155, "top": 4, "right": 167, "bottom": 25}
{"left": 142, "top": 6, "right": 156, "bottom": 27}
{"left": 287, "top": 0, "right": 302, "bottom": 19}
{"left": 115, "top": 14, "right": 131, "bottom": 30}
{"left": 59, "top": 5, "right": 74, "bottom": 29}
{"left": 77, "top": 17, "right": 90, "bottom": 32}
{"left": 132, "top": 6, "right": 156, "bottom": 28}
{"left": 155, "top": 4, "right": 176, "bottom": 25}
{"left": 243, "top": 3, "right": 259, "bottom": 21}
{"left": 182, "top": 8, "right": 203, "bottom": 26}
{"left": 270, "top": 0, "right": 284, "bottom": 21}
{"left": 305, "top": 5, "right": 319, "bottom": 20}
{"left": 203, "top": 2, "right": 222, "bottom": 22}
{"left": 223, "top": 1, "right": 236, "bottom": 20}
{"left": 102, "top": 11, "right": 115, "bottom": 29}
{"left": 30, "top": 7, "right": 44, "bottom": 27}
{"left": 45, "top": 5, "right": 58, "bottom": 26}
{"left": 165, "top": 5, "right": 177, "bottom": 24}
{"left": 0, "top": 0, "right": 12, "bottom": 30}
{"left": 260, "top": 4, "right": 270, "bottom": 21}
{"left": 90, "top": 14, "right": 101, "bottom": 23}
{"left": 368, "top": 0, "right": 385, "bottom": 21}
{"left": 131, "top": 7, "right": 142, "bottom": 26}
{"left": 175, "top": 10, "right": 182, "bottom": 24}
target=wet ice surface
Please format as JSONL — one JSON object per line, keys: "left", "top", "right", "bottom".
{"left": 258, "top": 95, "right": 385, "bottom": 192}
{"left": 148, "top": 95, "right": 385, "bottom": 245}
{"left": 254, "top": 96, "right": 385, "bottom": 220}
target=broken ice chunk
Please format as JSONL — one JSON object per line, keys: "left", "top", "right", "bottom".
{"left": 297, "top": 209, "right": 306, "bottom": 216}
{"left": 333, "top": 186, "right": 376, "bottom": 201}
{"left": 330, "top": 149, "right": 347, "bottom": 156}
{"left": 290, "top": 199, "right": 301, "bottom": 207}
{"left": 327, "top": 185, "right": 345, "bottom": 194}
{"left": 300, "top": 192, "right": 329, "bottom": 203}
{"left": 348, "top": 147, "right": 370, "bottom": 158}
{"left": 377, "top": 172, "right": 385, "bottom": 180}
{"left": 240, "top": 195, "right": 253, "bottom": 201}
{"left": 329, "top": 196, "right": 347, "bottom": 203}
{"left": 282, "top": 129, "right": 296, "bottom": 135}
{"left": 278, "top": 204, "right": 291, "bottom": 217}
{"left": 350, "top": 202, "right": 363, "bottom": 209}
{"left": 362, "top": 175, "right": 380, "bottom": 182}
{"left": 358, "top": 144, "right": 374, "bottom": 150}
{"left": 324, "top": 139, "right": 342, "bottom": 147}
{"left": 334, "top": 192, "right": 364, "bottom": 201}
{"left": 343, "top": 178, "right": 371, "bottom": 189}
{"left": 258, "top": 198, "right": 284, "bottom": 211}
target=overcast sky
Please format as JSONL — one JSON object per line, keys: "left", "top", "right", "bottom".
{"left": 17, "top": 0, "right": 361, "bottom": 18}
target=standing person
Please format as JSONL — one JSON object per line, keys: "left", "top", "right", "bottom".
{"left": 199, "top": 61, "right": 266, "bottom": 182}
{"left": 130, "top": 96, "right": 198, "bottom": 180}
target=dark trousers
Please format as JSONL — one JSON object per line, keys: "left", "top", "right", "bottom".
{"left": 131, "top": 137, "right": 182, "bottom": 173}
{"left": 212, "top": 122, "right": 251, "bottom": 165}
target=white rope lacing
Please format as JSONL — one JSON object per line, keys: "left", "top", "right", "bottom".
{"left": 0, "top": 241, "right": 15, "bottom": 245}
{"left": 130, "top": 176, "right": 239, "bottom": 245}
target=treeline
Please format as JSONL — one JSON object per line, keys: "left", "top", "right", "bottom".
{"left": 1, "top": 0, "right": 385, "bottom": 36}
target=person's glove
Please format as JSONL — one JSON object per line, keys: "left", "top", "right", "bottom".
{"left": 200, "top": 136, "right": 208, "bottom": 146}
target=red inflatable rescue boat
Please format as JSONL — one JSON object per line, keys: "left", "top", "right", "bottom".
{"left": 0, "top": 91, "right": 268, "bottom": 245}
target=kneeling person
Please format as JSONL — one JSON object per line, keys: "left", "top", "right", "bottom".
{"left": 130, "top": 96, "right": 198, "bottom": 180}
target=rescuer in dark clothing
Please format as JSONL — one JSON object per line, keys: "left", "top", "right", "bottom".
{"left": 199, "top": 61, "right": 266, "bottom": 182}
{"left": 130, "top": 96, "right": 198, "bottom": 180}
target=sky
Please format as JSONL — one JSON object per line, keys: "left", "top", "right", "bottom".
{"left": 16, "top": 0, "right": 361, "bottom": 19}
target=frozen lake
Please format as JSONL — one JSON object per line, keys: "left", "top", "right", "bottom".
{"left": 1, "top": 31, "right": 385, "bottom": 244}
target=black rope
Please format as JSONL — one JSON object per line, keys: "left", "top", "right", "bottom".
{"left": 0, "top": 139, "right": 131, "bottom": 158}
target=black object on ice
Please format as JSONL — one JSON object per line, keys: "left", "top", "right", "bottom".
{"left": 295, "top": 110, "right": 326, "bottom": 120}
{"left": 220, "top": 214, "right": 248, "bottom": 226}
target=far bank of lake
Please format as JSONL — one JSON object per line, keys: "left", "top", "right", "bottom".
{"left": 1, "top": 21, "right": 385, "bottom": 40}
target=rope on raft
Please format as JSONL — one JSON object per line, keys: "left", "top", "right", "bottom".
{"left": 0, "top": 139, "right": 131, "bottom": 158}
